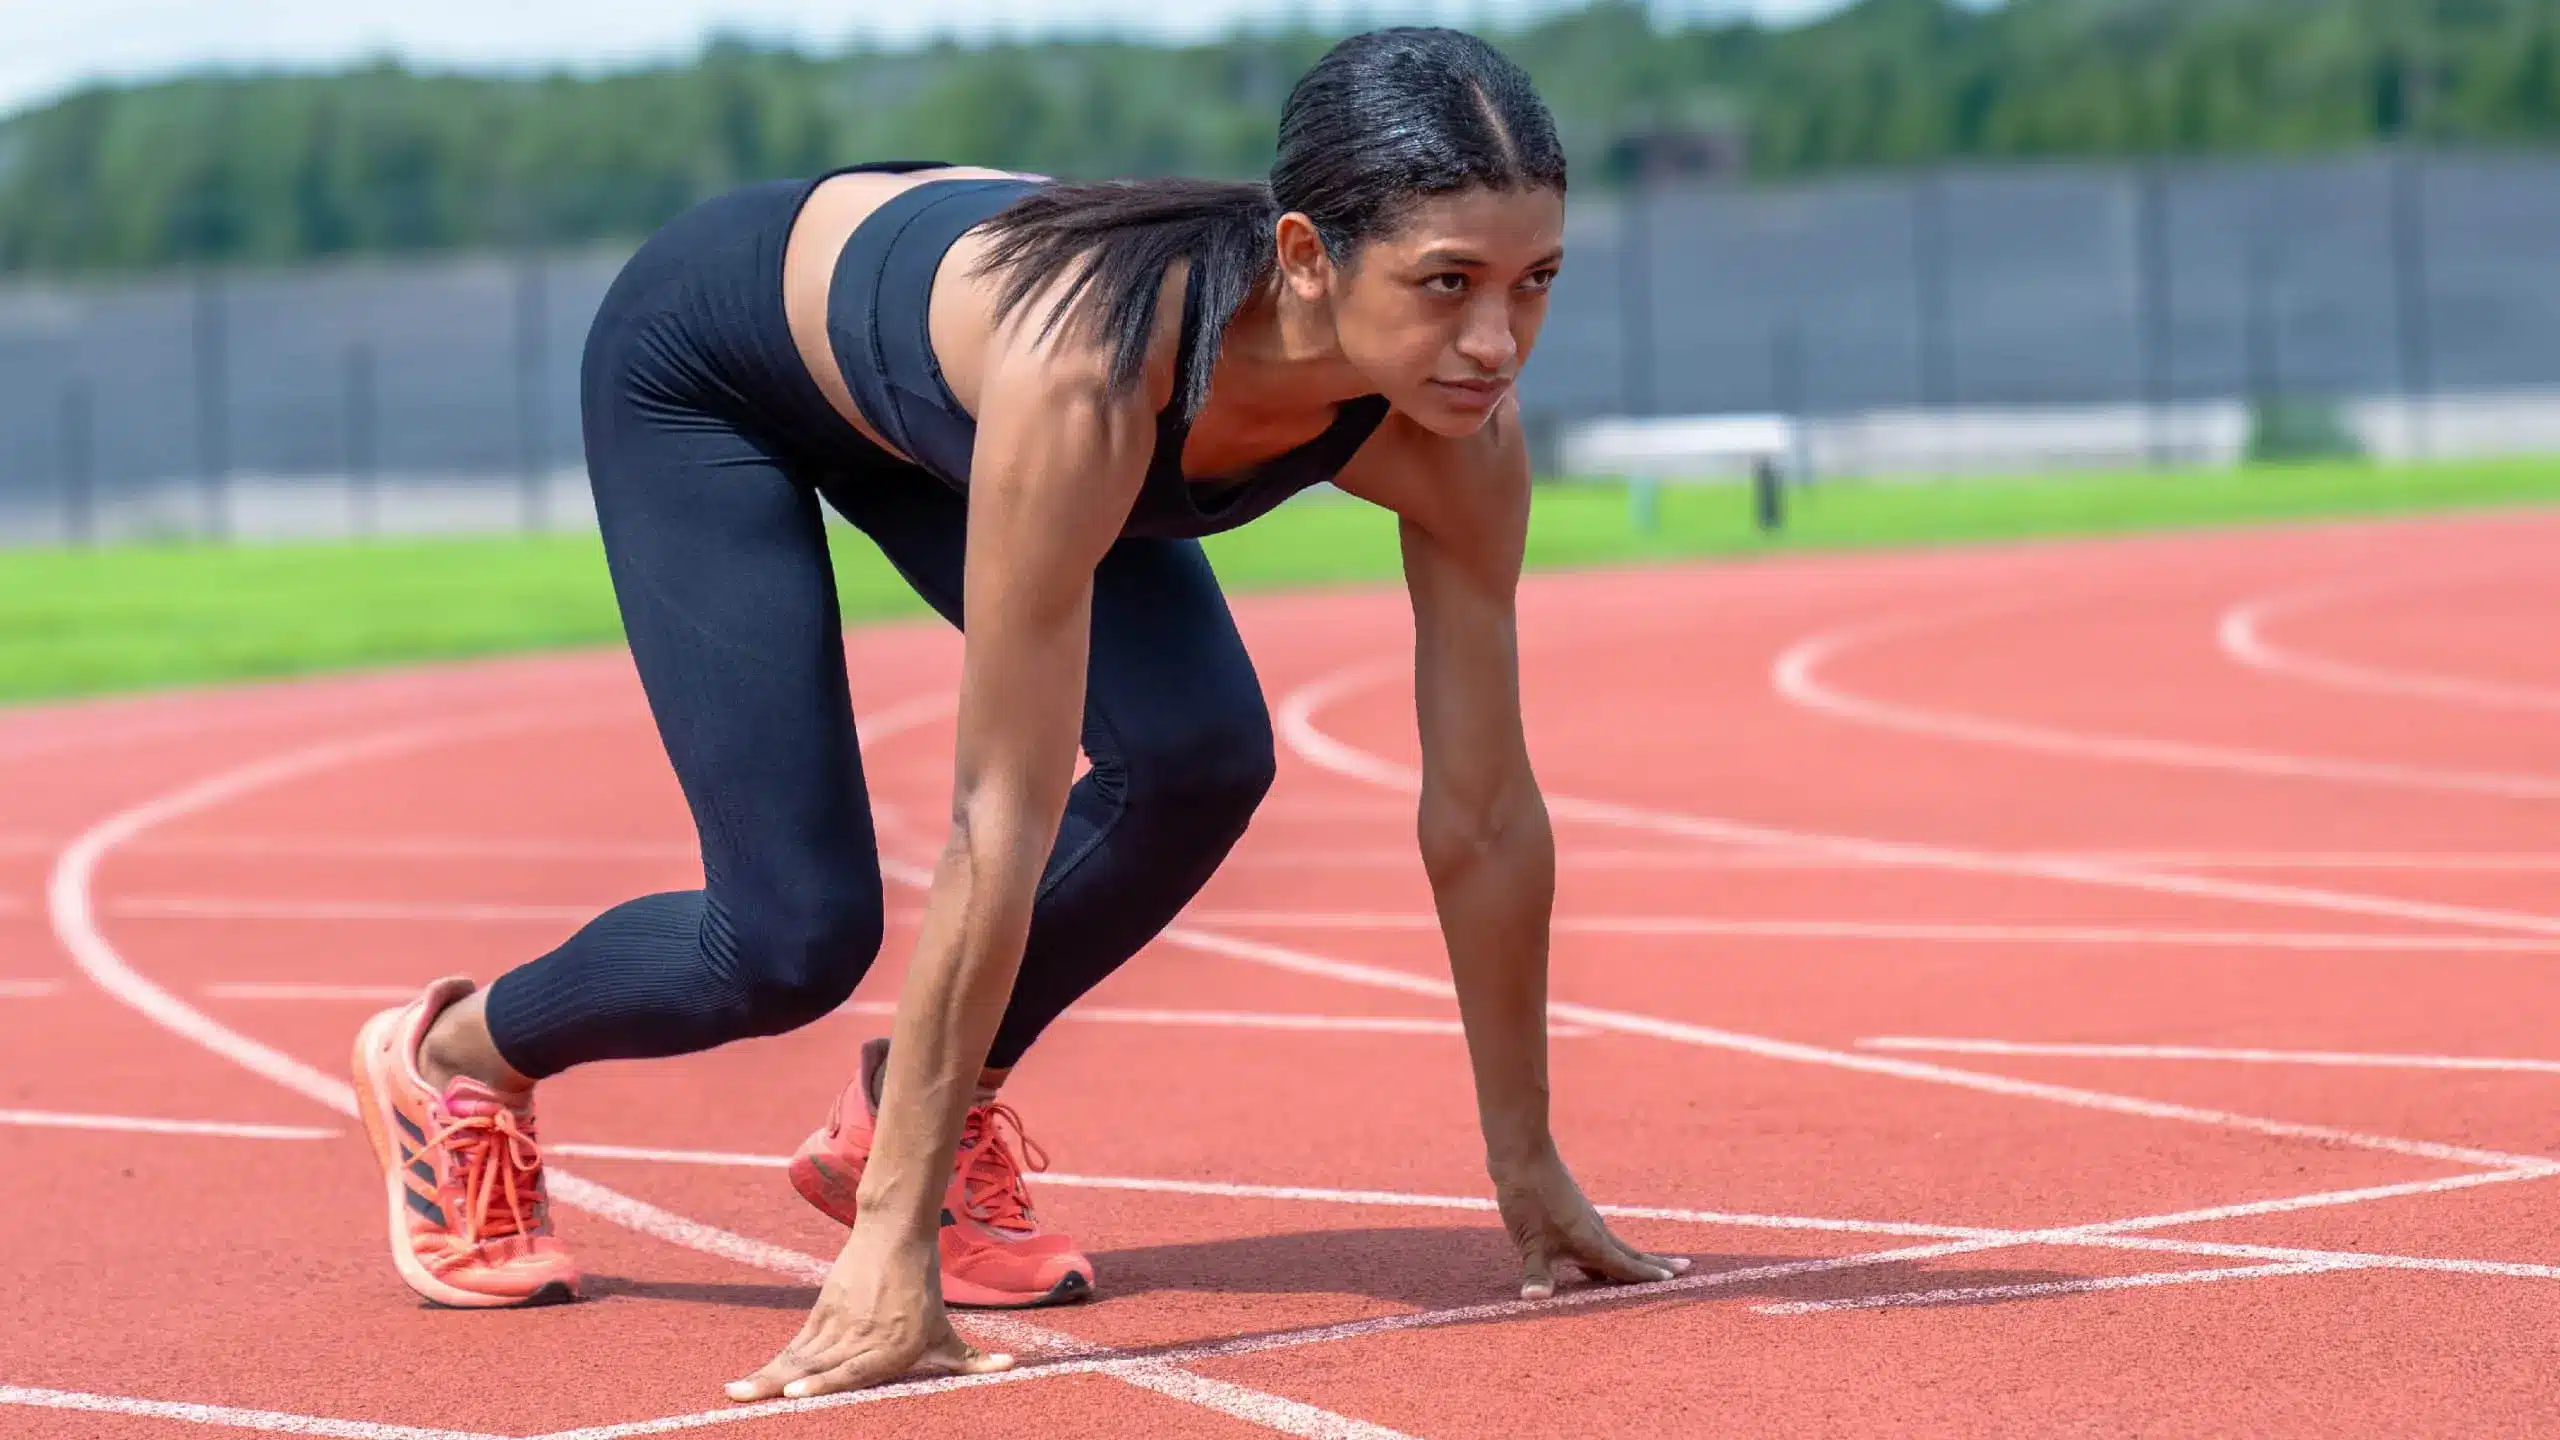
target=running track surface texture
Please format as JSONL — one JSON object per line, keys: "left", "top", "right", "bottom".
{"left": 6, "top": 507, "right": 2560, "bottom": 1438}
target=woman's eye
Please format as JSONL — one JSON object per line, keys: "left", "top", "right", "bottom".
{"left": 1422, "top": 273, "right": 1468, "bottom": 295}
{"left": 1520, "top": 269, "right": 1558, "bottom": 292}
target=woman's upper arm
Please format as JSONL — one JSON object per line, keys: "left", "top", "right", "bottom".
{"left": 940, "top": 297, "right": 1169, "bottom": 814}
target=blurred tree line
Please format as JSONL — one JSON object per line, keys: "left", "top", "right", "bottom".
{"left": 3, "top": 0, "right": 2555, "bottom": 274}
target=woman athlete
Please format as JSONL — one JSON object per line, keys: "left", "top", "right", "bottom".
{"left": 350, "top": 25, "right": 1688, "bottom": 1401}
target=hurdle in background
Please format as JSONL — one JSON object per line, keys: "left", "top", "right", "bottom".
{"left": 1559, "top": 413, "right": 1804, "bottom": 535}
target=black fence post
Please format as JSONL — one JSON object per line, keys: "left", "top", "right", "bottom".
{"left": 1753, "top": 458, "right": 1784, "bottom": 533}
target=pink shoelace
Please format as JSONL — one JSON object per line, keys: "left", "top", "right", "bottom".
{"left": 423, "top": 1103, "right": 547, "bottom": 1245}
{"left": 956, "top": 1102, "right": 1050, "bottom": 1235}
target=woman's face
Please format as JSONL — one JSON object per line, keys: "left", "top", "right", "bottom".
{"left": 1283, "top": 185, "right": 1566, "bottom": 436}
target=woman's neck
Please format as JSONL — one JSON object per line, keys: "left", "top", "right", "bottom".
{"left": 1210, "top": 271, "right": 1371, "bottom": 422}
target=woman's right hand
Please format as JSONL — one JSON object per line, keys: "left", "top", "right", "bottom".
{"left": 724, "top": 1220, "right": 1013, "bottom": 1403}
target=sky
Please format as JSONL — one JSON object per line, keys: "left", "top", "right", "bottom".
{"left": 0, "top": 0, "right": 1849, "bottom": 120}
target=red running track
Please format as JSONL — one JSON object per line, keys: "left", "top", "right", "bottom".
{"left": 5, "top": 507, "right": 2560, "bottom": 1437}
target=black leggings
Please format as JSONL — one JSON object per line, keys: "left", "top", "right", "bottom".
{"left": 480, "top": 177, "right": 1275, "bottom": 1080}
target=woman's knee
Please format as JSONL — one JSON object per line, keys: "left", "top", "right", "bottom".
{"left": 1123, "top": 697, "right": 1277, "bottom": 836}
{"left": 713, "top": 878, "right": 885, "bottom": 1034}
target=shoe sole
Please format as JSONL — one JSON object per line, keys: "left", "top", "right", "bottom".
{"left": 787, "top": 1141, "right": 861, "bottom": 1228}
{"left": 942, "top": 1267, "right": 1094, "bottom": 1310}
{"left": 790, "top": 1148, "right": 1093, "bottom": 1309}
{"left": 351, "top": 1008, "right": 578, "bottom": 1310}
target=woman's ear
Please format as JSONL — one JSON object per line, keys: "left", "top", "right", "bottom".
{"left": 1273, "top": 212, "right": 1336, "bottom": 303}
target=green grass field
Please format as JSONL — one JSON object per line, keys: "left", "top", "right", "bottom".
{"left": 2, "top": 455, "right": 2554, "bottom": 704}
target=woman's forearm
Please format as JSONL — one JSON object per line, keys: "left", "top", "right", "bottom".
{"left": 1421, "top": 784, "right": 1560, "bottom": 1168}
{"left": 852, "top": 802, "right": 1054, "bottom": 1236}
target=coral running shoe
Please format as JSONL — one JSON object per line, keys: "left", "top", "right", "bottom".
{"left": 352, "top": 977, "right": 578, "bottom": 1308}
{"left": 791, "top": 1037, "right": 1093, "bottom": 1308}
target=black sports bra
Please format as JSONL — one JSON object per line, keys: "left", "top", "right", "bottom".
{"left": 823, "top": 170, "right": 1392, "bottom": 541}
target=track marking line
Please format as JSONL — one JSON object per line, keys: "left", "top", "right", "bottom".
{"left": 46, "top": 692, "right": 1405, "bottom": 1440}
{"left": 542, "top": 1166, "right": 2560, "bottom": 1440}
{"left": 1261, "top": 661, "right": 2560, "bottom": 1167}
{"left": 0, "top": 1384, "right": 505, "bottom": 1440}
{"left": 1180, "top": 909, "right": 2560, "bottom": 953}
{"left": 1283, "top": 658, "right": 2560, "bottom": 938}
{"left": 1775, "top": 611, "right": 2560, "bottom": 799}
{"left": 107, "top": 896, "right": 2560, "bottom": 955}
{"left": 86, "top": 895, "right": 2560, "bottom": 954}
{"left": 113, "top": 896, "right": 597, "bottom": 923}
{"left": 1235, "top": 847, "right": 2560, "bottom": 872}
{"left": 543, "top": 1142, "right": 2560, "bottom": 1282}
{"left": 2035, "top": 851, "right": 2560, "bottom": 872}
{"left": 1863, "top": 1036, "right": 2560, "bottom": 1075}
{"left": 104, "top": 832, "right": 2560, "bottom": 874}
{"left": 0, "top": 1107, "right": 339, "bottom": 1141}
{"left": 1752, "top": 1259, "right": 2359, "bottom": 1316}
{"left": 2221, "top": 587, "right": 2560, "bottom": 713}
{"left": 61, "top": 831, "right": 2560, "bottom": 874}
{"left": 137, "top": 835, "right": 700, "bottom": 862}
{"left": 1158, "top": 922, "right": 2553, "bottom": 1172}
{"left": 144, "top": 898, "right": 2560, "bottom": 955}
{"left": 206, "top": 983, "right": 435, "bottom": 1002}
{"left": 840, "top": 998, "right": 1593, "bottom": 1037}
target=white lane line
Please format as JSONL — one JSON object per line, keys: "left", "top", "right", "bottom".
{"left": 206, "top": 983, "right": 428, "bottom": 1002}
{"left": 110, "top": 898, "right": 2560, "bottom": 956}
{"left": 537, "top": 1163, "right": 2560, "bottom": 1440}
{"left": 1282, "top": 657, "right": 2560, "bottom": 939}
{"left": 113, "top": 896, "right": 597, "bottom": 923}
{"left": 1753, "top": 1259, "right": 2357, "bottom": 1316}
{"left": 0, "top": 978, "right": 62, "bottom": 997}
{"left": 1863, "top": 1036, "right": 2560, "bottom": 1075}
{"left": 0, "top": 1385, "right": 503, "bottom": 1440}
{"left": 61, "top": 831, "right": 2560, "bottom": 874}
{"left": 132, "top": 835, "right": 701, "bottom": 862}
{"left": 2055, "top": 852, "right": 2560, "bottom": 872}
{"left": 88, "top": 833, "right": 2560, "bottom": 874}
{"left": 1775, "top": 612, "right": 2560, "bottom": 800}
{"left": 1265, "top": 660, "right": 2560, "bottom": 1173}
{"left": 2221, "top": 588, "right": 2560, "bottom": 713}
{"left": 1103, "top": 1367, "right": 1417, "bottom": 1440}
{"left": 191, "top": 989, "right": 1601, "bottom": 1039}
{"left": 543, "top": 1141, "right": 2560, "bottom": 1283}
{"left": 1231, "top": 847, "right": 2560, "bottom": 873}
{"left": 844, "top": 999, "right": 1591, "bottom": 1037}
{"left": 139, "top": 899, "right": 2560, "bottom": 955}
{"left": 1160, "top": 922, "right": 2554, "bottom": 1173}
{"left": 1182, "top": 910, "right": 2560, "bottom": 954}
{"left": 47, "top": 691, "right": 1404, "bottom": 1440}
{"left": 0, "top": 1108, "right": 339, "bottom": 1141}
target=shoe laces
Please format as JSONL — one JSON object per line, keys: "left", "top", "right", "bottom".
{"left": 958, "top": 1102, "right": 1049, "bottom": 1236}
{"left": 424, "top": 1103, "right": 548, "bottom": 1246}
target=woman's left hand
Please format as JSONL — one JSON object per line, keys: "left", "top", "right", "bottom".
{"left": 1491, "top": 1144, "right": 1692, "bottom": 1301}
{"left": 725, "top": 1220, "right": 1012, "bottom": 1403}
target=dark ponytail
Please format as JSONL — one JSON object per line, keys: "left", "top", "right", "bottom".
{"left": 970, "top": 26, "right": 1564, "bottom": 423}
